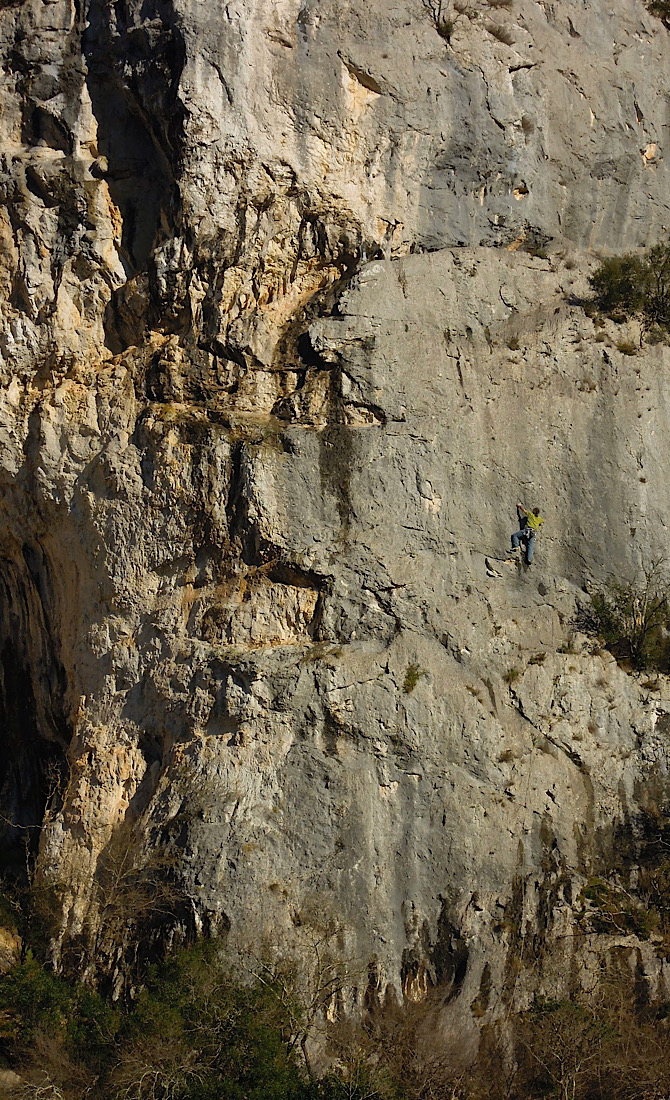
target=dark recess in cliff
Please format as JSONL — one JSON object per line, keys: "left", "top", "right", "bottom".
{"left": 401, "top": 902, "right": 469, "bottom": 1002}
{"left": 0, "top": 547, "right": 69, "bottom": 877}
{"left": 83, "top": 0, "right": 187, "bottom": 349}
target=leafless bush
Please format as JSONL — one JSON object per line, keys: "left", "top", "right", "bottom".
{"left": 422, "top": 0, "right": 454, "bottom": 40}
{"left": 111, "top": 1043, "right": 207, "bottom": 1100}
{"left": 513, "top": 973, "right": 670, "bottom": 1100}
{"left": 13, "top": 1028, "right": 96, "bottom": 1100}
{"left": 583, "top": 559, "right": 670, "bottom": 671}
{"left": 89, "top": 819, "right": 187, "bottom": 985}
{"left": 98, "top": 826, "right": 177, "bottom": 925}
{"left": 240, "top": 908, "right": 366, "bottom": 1076}
{"left": 516, "top": 998, "right": 611, "bottom": 1100}
{"left": 328, "top": 993, "right": 516, "bottom": 1100}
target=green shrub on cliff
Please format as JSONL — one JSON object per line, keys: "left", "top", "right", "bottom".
{"left": 580, "top": 877, "right": 660, "bottom": 939}
{"left": 0, "top": 951, "right": 119, "bottom": 1095}
{"left": 589, "top": 243, "right": 670, "bottom": 334}
{"left": 584, "top": 564, "right": 670, "bottom": 671}
{"left": 647, "top": 1, "right": 670, "bottom": 27}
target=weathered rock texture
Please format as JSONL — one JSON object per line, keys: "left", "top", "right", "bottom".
{"left": 2, "top": 0, "right": 670, "bottom": 1038}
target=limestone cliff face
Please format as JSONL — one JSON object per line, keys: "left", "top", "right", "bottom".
{"left": 2, "top": 0, "right": 670, "bottom": 1032}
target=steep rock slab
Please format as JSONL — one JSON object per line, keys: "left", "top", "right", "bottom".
{"left": 0, "top": 0, "right": 670, "bottom": 1027}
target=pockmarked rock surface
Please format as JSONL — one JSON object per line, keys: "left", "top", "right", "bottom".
{"left": 1, "top": 0, "right": 670, "bottom": 1035}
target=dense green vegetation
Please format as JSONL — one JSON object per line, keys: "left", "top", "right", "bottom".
{"left": 0, "top": 942, "right": 375, "bottom": 1100}
{"left": 3, "top": 926, "right": 670, "bottom": 1099}
{"left": 588, "top": 243, "right": 670, "bottom": 338}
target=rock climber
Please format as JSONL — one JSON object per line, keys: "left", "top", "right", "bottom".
{"left": 510, "top": 501, "right": 544, "bottom": 564}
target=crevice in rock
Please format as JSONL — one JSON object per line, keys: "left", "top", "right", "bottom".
{"left": 430, "top": 901, "right": 470, "bottom": 1001}
{"left": 264, "top": 561, "right": 323, "bottom": 590}
{"left": 22, "top": 105, "right": 73, "bottom": 153}
{"left": 225, "top": 443, "right": 260, "bottom": 566}
{"left": 272, "top": 303, "right": 385, "bottom": 429}
{"left": 83, "top": 0, "right": 187, "bottom": 350}
{"left": 337, "top": 51, "right": 385, "bottom": 95}
{"left": 0, "top": 544, "right": 70, "bottom": 878}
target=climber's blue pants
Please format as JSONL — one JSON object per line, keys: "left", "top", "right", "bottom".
{"left": 511, "top": 528, "right": 535, "bottom": 562}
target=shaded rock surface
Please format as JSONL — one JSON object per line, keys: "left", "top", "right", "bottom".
{"left": 1, "top": 0, "right": 670, "bottom": 1035}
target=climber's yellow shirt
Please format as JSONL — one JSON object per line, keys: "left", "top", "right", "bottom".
{"left": 525, "top": 511, "right": 544, "bottom": 533}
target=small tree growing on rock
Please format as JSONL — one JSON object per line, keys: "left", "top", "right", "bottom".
{"left": 516, "top": 998, "right": 612, "bottom": 1100}
{"left": 584, "top": 561, "right": 670, "bottom": 671}
{"left": 647, "top": 1, "right": 670, "bottom": 28}
{"left": 589, "top": 243, "right": 670, "bottom": 338}
{"left": 422, "top": 0, "right": 454, "bottom": 40}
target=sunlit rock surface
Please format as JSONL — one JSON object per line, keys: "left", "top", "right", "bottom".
{"left": 1, "top": 0, "right": 670, "bottom": 1025}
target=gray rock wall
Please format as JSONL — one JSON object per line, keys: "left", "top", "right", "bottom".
{"left": 1, "top": 0, "right": 670, "bottom": 1034}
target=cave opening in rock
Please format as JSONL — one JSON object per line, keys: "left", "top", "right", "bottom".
{"left": 0, "top": 551, "right": 70, "bottom": 881}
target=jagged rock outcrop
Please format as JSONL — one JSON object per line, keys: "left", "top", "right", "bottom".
{"left": 2, "top": 0, "right": 670, "bottom": 1038}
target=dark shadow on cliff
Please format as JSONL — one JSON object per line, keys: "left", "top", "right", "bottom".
{"left": 82, "top": 0, "right": 187, "bottom": 351}
{"left": 0, "top": 543, "right": 70, "bottom": 878}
